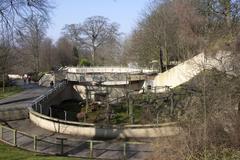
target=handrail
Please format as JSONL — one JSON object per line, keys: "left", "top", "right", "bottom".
{"left": 29, "top": 84, "right": 178, "bottom": 128}
{"left": 67, "top": 66, "right": 158, "bottom": 74}
{"left": 32, "top": 81, "right": 67, "bottom": 105}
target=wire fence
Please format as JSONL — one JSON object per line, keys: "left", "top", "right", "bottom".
{"left": 31, "top": 84, "right": 172, "bottom": 124}
{"left": 0, "top": 124, "right": 153, "bottom": 159}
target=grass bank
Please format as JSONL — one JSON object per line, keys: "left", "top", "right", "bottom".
{"left": 0, "top": 86, "right": 23, "bottom": 100}
{"left": 0, "top": 142, "right": 81, "bottom": 160}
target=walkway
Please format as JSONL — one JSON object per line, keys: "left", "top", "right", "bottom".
{"left": 0, "top": 81, "right": 49, "bottom": 106}
{"left": 152, "top": 52, "right": 232, "bottom": 92}
{"left": 0, "top": 80, "right": 50, "bottom": 121}
{"left": 3, "top": 119, "right": 153, "bottom": 160}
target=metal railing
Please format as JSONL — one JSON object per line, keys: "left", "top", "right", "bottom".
{"left": 68, "top": 66, "right": 158, "bottom": 74}
{"left": 32, "top": 81, "right": 67, "bottom": 114}
{"left": 30, "top": 86, "right": 173, "bottom": 125}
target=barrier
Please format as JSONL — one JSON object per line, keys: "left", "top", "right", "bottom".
{"left": 29, "top": 107, "right": 180, "bottom": 138}
{"left": 0, "top": 124, "right": 153, "bottom": 159}
{"left": 29, "top": 84, "right": 180, "bottom": 138}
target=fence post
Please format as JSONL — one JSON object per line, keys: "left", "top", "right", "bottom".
{"left": 33, "top": 135, "right": 37, "bottom": 151}
{"left": 89, "top": 140, "right": 93, "bottom": 158}
{"left": 35, "top": 103, "right": 37, "bottom": 111}
{"left": 13, "top": 129, "right": 17, "bottom": 146}
{"left": 0, "top": 125, "right": 2, "bottom": 140}
{"left": 40, "top": 104, "right": 42, "bottom": 114}
{"left": 123, "top": 142, "right": 127, "bottom": 160}
{"left": 170, "top": 93, "right": 174, "bottom": 115}
{"left": 64, "top": 111, "right": 67, "bottom": 121}
{"left": 57, "top": 138, "right": 67, "bottom": 155}
{"left": 49, "top": 107, "right": 52, "bottom": 117}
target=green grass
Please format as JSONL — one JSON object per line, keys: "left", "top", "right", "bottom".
{"left": 0, "top": 86, "right": 23, "bottom": 100}
{"left": 0, "top": 142, "right": 81, "bottom": 160}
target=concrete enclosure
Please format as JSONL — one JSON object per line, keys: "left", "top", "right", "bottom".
{"left": 29, "top": 108, "right": 180, "bottom": 138}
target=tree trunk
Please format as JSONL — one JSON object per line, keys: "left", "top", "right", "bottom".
{"left": 159, "top": 48, "right": 164, "bottom": 73}
{"left": 92, "top": 42, "right": 96, "bottom": 66}
{"left": 85, "top": 87, "right": 89, "bottom": 122}
{"left": 237, "top": 101, "right": 240, "bottom": 145}
{"left": 91, "top": 52, "right": 95, "bottom": 66}
{"left": 2, "top": 74, "right": 5, "bottom": 93}
{"left": 106, "top": 87, "right": 111, "bottom": 123}
{"left": 224, "top": 0, "right": 232, "bottom": 29}
{"left": 164, "top": 30, "right": 169, "bottom": 70}
{"left": 36, "top": 46, "right": 40, "bottom": 73}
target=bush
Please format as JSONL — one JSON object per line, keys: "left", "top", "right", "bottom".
{"left": 0, "top": 75, "right": 10, "bottom": 87}
{"left": 79, "top": 58, "right": 91, "bottom": 66}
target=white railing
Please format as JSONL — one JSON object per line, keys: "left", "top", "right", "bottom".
{"left": 67, "top": 66, "right": 158, "bottom": 74}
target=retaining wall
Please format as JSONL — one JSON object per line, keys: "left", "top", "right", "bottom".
{"left": 29, "top": 108, "right": 181, "bottom": 139}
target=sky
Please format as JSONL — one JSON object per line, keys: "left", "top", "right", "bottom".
{"left": 47, "top": 0, "right": 150, "bottom": 41}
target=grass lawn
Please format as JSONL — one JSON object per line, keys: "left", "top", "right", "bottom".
{"left": 0, "top": 86, "right": 23, "bottom": 100}
{"left": 0, "top": 142, "right": 81, "bottom": 160}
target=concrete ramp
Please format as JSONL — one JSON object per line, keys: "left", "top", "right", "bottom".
{"left": 152, "top": 52, "right": 232, "bottom": 92}
{"left": 39, "top": 74, "right": 55, "bottom": 87}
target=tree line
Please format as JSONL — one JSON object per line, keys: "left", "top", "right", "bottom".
{"left": 0, "top": 1, "right": 122, "bottom": 89}
{"left": 1, "top": 0, "right": 240, "bottom": 83}
{"left": 122, "top": 0, "right": 240, "bottom": 71}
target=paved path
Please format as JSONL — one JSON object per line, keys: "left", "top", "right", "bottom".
{"left": 0, "top": 81, "right": 49, "bottom": 109}
{"left": 3, "top": 119, "right": 153, "bottom": 160}
{"left": 0, "top": 80, "right": 50, "bottom": 121}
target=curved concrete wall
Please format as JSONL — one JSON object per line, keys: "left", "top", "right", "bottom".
{"left": 29, "top": 109, "right": 180, "bottom": 138}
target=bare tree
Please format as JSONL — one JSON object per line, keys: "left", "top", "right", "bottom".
{"left": 17, "top": 15, "right": 48, "bottom": 73}
{"left": 64, "top": 16, "right": 120, "bottom": 65}
{"left": 123, "top": 0, "right": 240, "bottom": 68}
{"left": 0, "top": 0, "right": 52, "bottom": 75}
{"left": 40, "top": 37, "right": 55, "bottom": 71}
{"left": 0, "top": 28, "right": 13, "bottom": 92}
{"left": 55, "top": 36, "right": 75, "bottom": 66}
{"left": 0, "top": 0, "right": 51, "bottom": 32}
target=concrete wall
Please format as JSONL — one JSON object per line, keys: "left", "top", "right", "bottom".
{"left": 152, "top": 52, "right": 233, "bottom": 92}
{"left": 73, "top": 81, "right": 143, "bottom": 102}
{"left": 29, "top": 109, "right": 180, "bottom": 138}
{"left": 39, "top": 74, "right": 55, "bottom": 87}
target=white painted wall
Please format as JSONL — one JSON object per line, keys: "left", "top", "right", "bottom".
{"left": 29, "top": 110, "right": 180, "bottom": 138}
{"left": 68, "top": 67, "right": 157, "bottom": 74}
{"left": 152, "top": 52, "right": 232, "bottom": 92}
{"left": 39, "top": 74, "right": 55, "bottom": 87}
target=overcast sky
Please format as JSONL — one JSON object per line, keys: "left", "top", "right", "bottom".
{"left": 47, "top": 0, "right": 150, "bottom": 41}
